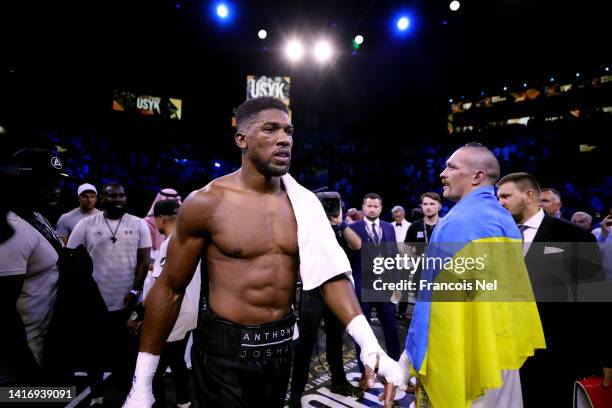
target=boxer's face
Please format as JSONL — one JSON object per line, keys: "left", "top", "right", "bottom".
{"left": 440, "top": 148, "right": 474, "bottom": 202}
{"left": 239, "top": 109, "right": 294, "bottom": 177}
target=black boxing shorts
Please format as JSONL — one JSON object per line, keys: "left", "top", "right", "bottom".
{"left": 192, "top": 310, "right": 296, "bottom": 408}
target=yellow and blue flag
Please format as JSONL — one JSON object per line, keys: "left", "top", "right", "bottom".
{"left": 406, "top": 186, "right": 545, "bottom": 407}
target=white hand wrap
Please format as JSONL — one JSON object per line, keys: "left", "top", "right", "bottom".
{"left": 347, "top": 314, "right": 382, "bottom": 387}
{"left": 122, "top": 352, "right": 160, "bottom": 408}
{"left": 346, "top": 315, "right": 404, "bottom": 387}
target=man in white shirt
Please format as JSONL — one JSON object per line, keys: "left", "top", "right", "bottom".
{"left": 390, "top": 205, "right": 410, "bottom": 242}
{"left": 68, "top": 183, "right": 151, "bottom": 407}
{"left": 56, "top": 183, "right": 100, "bottom": 244}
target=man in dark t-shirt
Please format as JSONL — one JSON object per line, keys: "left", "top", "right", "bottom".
{"left": 398, "top": 192, "right": 442, "bottom": 319}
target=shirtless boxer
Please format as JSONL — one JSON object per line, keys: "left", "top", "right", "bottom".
{"left": 123, "top": 97, "right": 405, "bottom": 408}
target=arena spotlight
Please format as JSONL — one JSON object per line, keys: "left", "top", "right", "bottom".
{"left": 503, "top": 86, "right": 508, "bottom": 91}
{"left": 216, "top": 3, "right": 229, "bottom": 19}
{"left": 352, "top": 35, "right": 364, "bottom": 51}
{"left": 449, "top": 1, "right": 461, "bottom": 11}
{"left": 397, "top": 16, "right": 410, "bottom": 31}
{"left": 285, "top": 39, "right": 304, "bottom": 62}
{"left": 313, "top": 40, "right": 333, "bottom": 63}
{"left": 523, "top": 82, "right": 528, "bottom": 88}
{"left": 258, "top": 29, "right": 267, "bottom": 39}
{"left": 606, "top": 66, "right": 610, "bottom": 72}
{"left": 214, "top": 161, "right": 221, "bottom": 168}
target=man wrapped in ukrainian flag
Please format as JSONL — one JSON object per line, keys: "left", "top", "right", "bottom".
{"left": 404, "top": 143, "right": 546, "bottom": 408}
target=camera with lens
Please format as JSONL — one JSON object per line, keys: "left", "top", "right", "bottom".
{"left": 315, "top": 191, "right": 343, "bottom": 218}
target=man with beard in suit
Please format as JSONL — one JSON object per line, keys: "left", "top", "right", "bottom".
{"left": 496, "top": 172, "right": 604, "bottom": 408}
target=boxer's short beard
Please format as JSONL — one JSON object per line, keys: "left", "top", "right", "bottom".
{"left": 253, "top": 156, "right": 290, "bottom": 177}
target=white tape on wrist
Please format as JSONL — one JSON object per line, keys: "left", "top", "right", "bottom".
{"left": 346, "top": 314, "right": 383, "bottom": 357}
{"left": 133, "top": 352, "right": 160, "bottom": 386}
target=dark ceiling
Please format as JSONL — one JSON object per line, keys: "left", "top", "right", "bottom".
{"left": 1, "top": 0, "right": 611, "bottom": 136}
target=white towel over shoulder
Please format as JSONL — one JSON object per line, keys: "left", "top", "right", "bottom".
{"left": 281, "top": 174, "right": 353, "bottom": 290}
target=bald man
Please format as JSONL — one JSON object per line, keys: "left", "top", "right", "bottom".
{"left": 570, "top": 211, "right": 593, "bottom": 232}
{"left": 439, "top": 142, "right": 500, "bottom": 202}
{"left": 406, "top": 142, "right": 544, "bottom": 408}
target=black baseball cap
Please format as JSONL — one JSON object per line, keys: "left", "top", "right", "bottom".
{"left": 154, "top": 199, "right": 180, "bottom": 217}
{"left": 12, "top": 148, "right": 69, "bottom": 180}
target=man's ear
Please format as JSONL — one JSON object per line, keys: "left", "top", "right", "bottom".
{"left": 235, "top": 131, "right": 247, "bottom": 150}
{"left": 473, "top": 170, "right": 487, "bottom": 185}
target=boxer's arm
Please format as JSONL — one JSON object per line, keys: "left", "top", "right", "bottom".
{"left": 124, "top": 191, "right": 214, "bottom": 408}
{"left": 320, "top": 276, "right": 382, "bottom": 357}
{"left": 140, "top": 192, "right": 211, "bottom": 354}
{"left": 320, "top": 275, "right": 362, "bottom": 325}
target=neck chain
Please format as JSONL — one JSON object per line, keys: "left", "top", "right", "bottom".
{"left": 103, "top": 213, "right": 125, "bottom": 244}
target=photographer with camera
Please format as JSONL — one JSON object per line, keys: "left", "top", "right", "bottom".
{"left": 288, "top": 191, "right": 362, "bottom": 407}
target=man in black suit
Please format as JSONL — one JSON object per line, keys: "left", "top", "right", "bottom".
{"left": 348, "top": 193, "right": 400, "bottom": 389}
{"left": 496, "top": 172, "right": 604, "bottom": 408}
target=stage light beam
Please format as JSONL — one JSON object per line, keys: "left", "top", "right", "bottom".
{"left": 216, "top": 3, "right": 228, "bottom": 18}
{"left": 397, "top": 16, "right": 410, "bottom": 31}
{"left": 285, "top": 40, "right": 304, "bottom": 62}
{"left": 313, "top": 40, "right": 333, "bottom": 63}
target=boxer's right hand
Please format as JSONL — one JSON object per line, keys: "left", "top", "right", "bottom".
{"left": 122, "top": 352, "right": 160, "bottom": 408}
{"left": 362, "top": 352, "right": 402, "bottom": 408}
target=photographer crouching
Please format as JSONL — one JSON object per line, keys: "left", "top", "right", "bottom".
{"left": 288, "top": 191, "right": 362, "bottom": 407}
